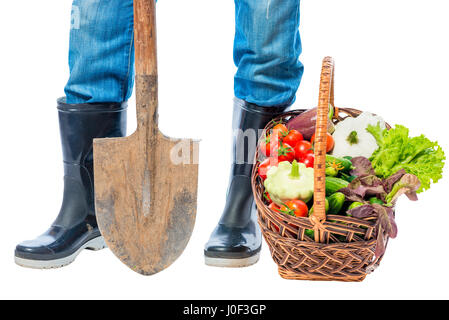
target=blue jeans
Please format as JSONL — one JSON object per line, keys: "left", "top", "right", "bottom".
{"left": 65, "top": 0, "right": 303, "bottom": 107}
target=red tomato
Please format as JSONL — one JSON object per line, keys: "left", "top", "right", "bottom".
{"left": 282, "top": 129, "right": 303, "bottom": 147}
{"left": 258, "top": 158, "right": 278, "bottom": 180}
{"left": 268, "top": 204, "right": 281, "bottom": 232}
{"left": 311, "top": 132, "right": 335, "bottom": 153}
{"left": 284, "top": 200, "right": 309, "bottom": 218}
{"left": 269, "top": 203, "right": 281, "bottom": 213}
{"left": 263, "top": 192, "right": 273, "bottom": 204}
{"left": 272, "top": 123, "right": 289, "bottom": 138}
{"left": 259, "top": 134, "right": 276, "bottom": 157}
{"left": 275, "top": 143, "right": 295, "bottom": 162}
{"left": 301, "top": 153, "right": 315, "bottom": 168}
{"left": 294, "top": 140, "right": 313, "bottom": 161}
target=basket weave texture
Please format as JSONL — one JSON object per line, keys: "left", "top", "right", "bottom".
{"left": 252, "top": 57, "right": 389, "bottom": 281}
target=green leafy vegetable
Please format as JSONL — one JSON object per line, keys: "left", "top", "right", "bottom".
{"left": 385, "top": 174, "right": 420, "bottom": 203}
{"left": 366, "top": 123, "right": 445, "bottom": 193}
{"left": 347, "top": 203, "right": 397, "bottom": 258}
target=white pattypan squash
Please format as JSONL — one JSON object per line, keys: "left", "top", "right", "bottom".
{"left": 331, "top": 112, "right": 386, "bottom": 158}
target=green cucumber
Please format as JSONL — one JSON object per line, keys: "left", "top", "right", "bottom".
{"left": 325, "top": 155, "right": 353, "bottom": 172}
{"left": 308, "top": 198, "right": 329, "bottom": 216}
{"left": 327, "top": 192, "right": 346, "bottom": 214}
{"left": 325, "top": 166, "right": 339, "bottom": 177}
{"left": 348, "top": 201, "right": 363, "bottom": 210}
{"left": 339, "top": 172, "right": 357, "bottom": 183}
{"left": 347, "top": 201, "right": 363, "bottom": 216}
{"left": 369, "top": 197, "right": 384, "bottom": 205}
{"left": 325, "top": 177, "right": 350, "bottom": 196}
{"left": 304, "top": 229, "right": 315, "bottom": 239}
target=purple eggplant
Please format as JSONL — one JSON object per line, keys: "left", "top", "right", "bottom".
{"left": 287, "top": 107, "right": 334, "bottom": 140}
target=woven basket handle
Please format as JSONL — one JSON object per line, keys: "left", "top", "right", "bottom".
{"left": 311, "top": 57, "right": 335, "bottom": 243}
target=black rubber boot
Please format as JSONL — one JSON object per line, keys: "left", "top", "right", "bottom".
{"left": 204, "top": 97, "right": 289, "bottom": 267}
{"left": 14, "top": 98, "right": 127, "bottom": 269}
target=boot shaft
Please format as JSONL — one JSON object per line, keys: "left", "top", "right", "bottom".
{"left": 14, "top": 99, "right": 129, "bottom": 265}
{"left": 54, "top": 98, "right": 127, "bottom": 227}
{"left": 220, "top": 98, "right": 289, "bottom": 227}
{"left": 231, "top": 97, "right": 289, "bottom": 177}
{"left": 57, "top": 98, "right": 127, "bottom": 165}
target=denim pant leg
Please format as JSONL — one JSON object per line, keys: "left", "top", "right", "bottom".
{"left": 65, "top": 0, "right": 135, "bottom": 104}
{"left": 234, "top": 0, "right": 304, "bottom": 107}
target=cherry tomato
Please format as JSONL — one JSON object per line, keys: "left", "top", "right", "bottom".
{"left": 272, "top": 123, "right": 289, "bottom": 138}
{"left": 267, "top": 203, "right": 281, "bottom": 232}
{"left": 263, "top": 191, "right": 273, "bottom": 204}
{"left": 283, "top": 200, "right": 309, "bottom": 218}
{"left": 301, "top": 153, "right": 315, "bottom": 168}
{"left": 259, "top": 135, "right": 275, "bottom": 157}
{"left": 274, "top": 142, "right": 295, "bottom": 162}
{"left": 282, "top": 129, "right": 303, "bottom": 148}
{"left": 269, "top": 203, "right": 281, "bottom": 213}
{"left": 294, "top": 140, "right": 313, "bottom": 161}
{"left": 311, "top": 132, "right": 335, "bottom": 153}
{"left": 258, "top": 158, "right": 278, "bottom": 180}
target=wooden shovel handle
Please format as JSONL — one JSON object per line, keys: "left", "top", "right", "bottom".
{"left": 134, "top": 0, "right": 158, "bottom": 132}
{"left": 134, "top": 0, "right": 157, "bottom": 76}
{"left": 311, "top": 57, "right": 335, "bottom": 243}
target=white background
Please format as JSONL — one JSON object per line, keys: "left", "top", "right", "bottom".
{"left": 0, "top": 0, "right": 448, "bottom": 300}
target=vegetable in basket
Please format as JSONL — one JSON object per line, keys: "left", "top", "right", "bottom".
{"left": 294, "top": 140, "right": 313, "bottom": 161}
{"left": 366, "top": 123, "right": 445, "bottom": 193}
{"left": 283, "top": 129, "right": 304, "bottom": 148}
{"left": 339, "top": 156, "right": 423, "bottom": 257}
{"left": 326, "top": 154, "right": 353, "bottom": 172}
{"left": 264, "top": 160, "right": 314, "bottom": 205}
{"left": 327, "top": 192, "right": 346, "bottom": 214}
{"left": 340, "top": 156, "right": 422, "bottom": 205}
{"left": 272, "top": 123, "right": 289, "bottom": 137}
{"left": 325, "top": 166, "right": 339, "bottom": 177}
{"left": 287, "top": 106, "right": 335, "bottom": 140}
{"left": 347, "top": 201, "right": 363, "bottom": 213}
{"left": 268, "top": 200, "right": 309, "bottom": 218}
{"left": 369, "top": 197, "right": 384, "bottom": 205}
{"left": 331, "top": 112, "right": 386, "bottom": 158}
{"left": 308, "top": 198, "right": 329, "bottom": 216}
{"left": 325, "top": 154, "right": 353, "bottom": 177}
{"left": 258, "top": 158, "right": 278, "bottom": 180}
{"left": 311, "top": 132, "right": 335, "bottom": 153}
{"left": 283, "top": 200, "right": 309, "bottom": 218}
{"left": 260, "top": 140, "right": 295, "bottom": 162}
{"left": 325, "top": 176, "right": 349, "bottom": 196}
{"left": 260, "top": 123, "right": 296, "bottom": 158}
{"left": 385, "top": 174, "right": 421, "bottom": 203}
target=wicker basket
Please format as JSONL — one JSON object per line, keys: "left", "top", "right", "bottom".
{"left": 252, "top": 57, "right": 389, "bottom": 281}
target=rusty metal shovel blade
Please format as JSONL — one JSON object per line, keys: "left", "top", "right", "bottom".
{"left": 92, "top": 0, "right": 199, "bottom": 275}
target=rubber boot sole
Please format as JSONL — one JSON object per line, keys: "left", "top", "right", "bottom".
{"left": 204, "top": 252, "right": 260, "bottom": 268}
{"left": 14, "top": 236, "right": 106, "bottom": 269}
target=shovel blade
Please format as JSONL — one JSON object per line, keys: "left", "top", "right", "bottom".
{"left": 93, "top": 132, "right": 199, "bottom": 275}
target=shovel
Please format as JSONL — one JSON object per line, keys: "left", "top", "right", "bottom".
{"left": 93, "top": 0, "right": 200, "bottom": 275}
